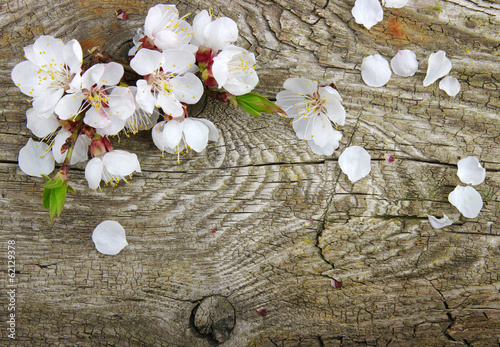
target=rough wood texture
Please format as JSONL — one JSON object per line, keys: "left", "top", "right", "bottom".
{"left": 1, "top": 0, "right": 500, "bottom": 345}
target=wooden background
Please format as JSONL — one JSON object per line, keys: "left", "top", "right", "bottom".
{"left": 1, "top": 0, "right": 499, "bottom": 345}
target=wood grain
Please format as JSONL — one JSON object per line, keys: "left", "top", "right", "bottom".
{"left": 1, "top": 0, "right": 499, "bottom": 345}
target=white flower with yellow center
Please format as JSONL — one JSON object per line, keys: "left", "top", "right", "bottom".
{"left": 130, "top": 49, "right": 203, "bottom": 118}
{"left": 212, "top": 45, "right": 259, "bottom": 95}
{"left": 276, "top": 78, "right": 346, "bottom": 155}
{"left": 55, "top": 62, "right": 135, "bottom": 134}
{"left": 11, "top": 35, "right": 82, "bottom": 118}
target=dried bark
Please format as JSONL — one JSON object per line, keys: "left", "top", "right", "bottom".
{"left": 1, "top": 0, "right": 499, "bottom": 346}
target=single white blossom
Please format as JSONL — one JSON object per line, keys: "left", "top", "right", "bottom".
{"left": 276, "top": 78, "right": 346, "bottom": 156}
{"left": 423, "top": 50, "right": 452, "bottom": 87}
{"left": 427, "top": 214, "right": 453, "bottom": 229}
{"left": 18, "top": 138, "right": 55, "bottom": 177}
{"left": 85, "top": 150, "right": 141, "bottom": 190}
{"left": 11, "top": 35, "right": 82, "bottom": 118}
{"left": 152, "top": 118, "right": 219, "bottom": 161}
{"left": 55, "top": 62, "right": 135, "bottom": 134}
{"left": 439, "top": 76, "right": 461, "bottom": 97}
{"left": 338, "top": 146, "right": 371, "bottom": 182}
{"left": 361, "top": 54, "right": 392, "bottom": 87}
{"left": 457, "top": 156, "right": 486, "bottom": 185}
{"left": 129, "top": 4, "right": 195, "bottom": 55}
{"left": 191, "top": 10, "right": 238, "bottom": 51}
{"left": 448, "top": 185, "right": 483, "bottom": 218}
{"left": 92, "top": 220, "right": 128, "bottom": 255}
{"left": 382, "top": 0, "right": 408, "bottom": 8}
{"left": 130, "top": 49, "right": 203, "bottom": 117}
{"left": 52, "top": 129, "right": 90, "bottom": 165}
{"left": 212, "top": 45, "right": 259, "bottom": 95}
{"left": 352, "top": 0, "right": 384, "bottom": 30}
{"left": 390, "top": 50, "right": 418, "bottom": 77}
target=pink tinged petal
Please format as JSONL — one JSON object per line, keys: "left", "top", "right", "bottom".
{"left": 196, "top": 118, "right": 219, "bottom": 141}
{"left": 92, "top": 220, "right": 128, "bottom": 255}
{"left": 423, "top": 50, "right": 452, "bottom": 87}
{"left": 427, "top": 214, "right": 453, "bottom": 229}
{"left": 84, "top": 107, "right": 111, "bottom": 129}
{"left": 382, "top": 0, "right": 408, "bottom": 8}
{"left": 55, "top": 92, "right": 85, "bottom": 120}
{"left": 85, "top": 157, "right": 104, "bottom": 189}
{"left": 32, "top": 88, "right": 64, "bottom": 114}
{"left": 163, "top": 119, "right": 183, "bottom": 149}
{"left": 103, "top": 150, "right": 141, "bottom": 176}
{"left": 352, "top": 0, "right": 384, "bottom": 30}
{"left": 163, "top": 50, "right": 196, "bottom": 75}
{"left": 81, "top": 64, "right": 105, "bottom": 90}
{"left": 448, "top": 186, "right": 483, "bottom": 219}
{"left": 183, "top": 118, "right": 209, "bottom": 152}
{"left": 361, "top": 54, "right": 392, "bottom": 87}
{"left": 18, "top": 139, "right": 55, "bottom": 177}
{"left": 339, "top": 146, "right": 371, "bottom": 182}
{"left": 99, "top": 62, "right": 124, "bottom": 86}
{"left": 283, "top": 78, "right": 318, "bottom": 95}
{"left": 63, "top": 39, "right": 83, "bottom": 74}
{"left": 157, "top": 92, "right": 183, "bottom": 118}
{"left": 26, "top": 108, "right": 60, "bottom": 138}
{"left": 152, "top": 121, "right": 168, "bottom": 151}
{"left": 136, "top": 79, "right": 156, "bottom": 114}
{"left": 320, "top": 89, "right": 346, "bottom": 126}
{"left": 108, "top": 87, "right": 135, "bottom": 120}
{"left": 130, "top": 49, "right": 164, "bottom": 76}
{"left": 171, "top": 73, "right": 204, "bottom": 104}
{"left": 439, "top": 76, "right": 461, "bottom": 97}
{"left": 457, "top": 156, "right": 486, "bottom": 185}
{"left": 390, "top": 49, "right": 418, "bottom": 77}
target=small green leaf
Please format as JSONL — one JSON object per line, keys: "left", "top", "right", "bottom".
{"left": 43, "top": 178, "right": 64, "bottom": 189}
{"left": 66, "top": 184, "right": 76, "bottom": 194}
{"left": 238, "top": 100, "right": 264, "bottom": 117}
{"left": 42, "top": 188, "right": 51, "bottom": 209}
{"left": 41, "top": 174, "right": 51, "bottom": 180}
{"left": 235, "top": 93, "right": 284, "bottom": 117}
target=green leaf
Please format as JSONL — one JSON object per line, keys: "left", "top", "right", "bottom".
{"left": 66, "top": 184, "right": 76, "bottom": 194}
{"left": 238, "top": 100, "right": 264, "bottom": 117}
{"left": 235, "top": 93, "right": 284, "bottom": 117}
{"left": 43, "top": 178, "right": 64, "bottom": 189}
{"left": 46, "top": 186, "right": 68, "bottom": 224}
{"left": 42, "top": 188, "right": 51, "bottom": 209}
{"left": 40, "top": 174, "right": 51, "bottom": 181}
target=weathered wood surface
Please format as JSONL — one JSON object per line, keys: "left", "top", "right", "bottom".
{"left": 1, "top": 0, "right": 500, "bottom": 345}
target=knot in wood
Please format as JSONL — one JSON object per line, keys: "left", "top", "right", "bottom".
{"left": 192, "top": 295, "right": 235, "bottom": 344}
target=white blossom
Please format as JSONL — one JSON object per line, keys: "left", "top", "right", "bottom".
{"left": 212, "top": 45, "right": 259, "bottom": 95}
{"left": 423, "top": 50, "right": 452, "bottom": 87}
{"left": 457, "top": 156, "right": 486, "bottom": 186}
{"left": 427, "top": 214, "right": 453, "bottom": 229}
{"left": 390, "top": 50, "right": 418, "bottom": 77}
{"left": 352, "top": 0, "right": 384, "bottom": 30}
{"left": 85, "top": 150, "right": 141, "bottom": 190}
{"left": 338, "top": 146, "right": 371, "bottom": 182}
{"left": 92, "top": 220, "right": 128, "bottom": 255}
{"left": 18, "top": 139, "right": 55, "bottom": 177}
{"left": 130, "top": 49, "right": 203, "bottom": 117}
{"left": 276, "top": 78, "right": 346, "bottom": 155}
{"left": 191, "top": 10, "right": 238, "bottom": 51}
{"left": 11, "top": 35, "right": 82, "bottom": 118}
{"left": 439, "top": 76, "right": 461, "bottom": 97}
{"left": 448, "top": 186, "right": 483, "bottom": 219}
{"left": 361, "top": 54, "right": 392, "bottom": 87}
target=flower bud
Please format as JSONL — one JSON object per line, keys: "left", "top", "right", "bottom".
{"left": 90, "top": 135, "right": 113, "bottom": 158}
{"left": 235, "top": 93, "right": 284, "bottom": 117}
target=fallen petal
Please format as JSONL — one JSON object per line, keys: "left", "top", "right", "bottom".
{"left": 338, "top": 146, "right": 371, "bottom": 182}
{"left": 457, "top": 156, "right": 486, "bottom": 185}
{"left": 423, "top": 50, "right": 452, "bottom": 87}
{"left": 448, "top": 186, "right": 483, "bottom": 219}
{"left": 390, "top": 50, "right": 418, "bottom": 77}
{"left": 92, "top": 220, "right": 128, "bottom": 255}
{"left": 439, "top": 76, "right": 461, "bottom": 97}
{"left": 427, "top": 214, "right": 453, "bottom": 229}
{"left": 383, "top": 0, "right": 408, "bottom": 8}
{"left": 361, "top": 54, "right": 392, "bottom": 87}
{"left": 352, "top": 0, "right": 384, "bottom": 29}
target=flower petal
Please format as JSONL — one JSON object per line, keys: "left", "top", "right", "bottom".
{"left": 52, "top": 129, "right": 71, "bottom": 163}
{"left": 130, "top": 49, "right": 164, "bottom": 76}
{"left": 32, "top": 88, "right": 64, "bottom": 114}
{"left": 63, "top": 39, "right": 83, "bottom": 73}
{"left": 18, "top": 139, "right": 55, "bottom": 177}
{"left": 92, "top": 220, "right": 128, "bottom": 255}
{"left": 103, "top": 150, "right": 141, "bottom": 176}
{"left": 439, "top": 76, "right": 461, "bottom": 97}
{"left": 321, "top": 88, "right": 346, "bottom": 126}
{"left": 108, "top": 87, "right": 135, "bottom": 120}
{"left": 84, "top": 107, "right": 111, "bottom": 129}
{"left": 171, "top": 73, "right": 204, "bottom": 104}
{"left": 283, "top": 78, "right": 318, "bottom": 95}
{"left": 85, "top": 157, "right": 104, "bottom": 190}
{"left": 152, "top": 121, "right": 167, "bottom": 151}
{"left": 196, "top": 118, "right": 219, "bottom": 141}
{"left": 135, "top": 79, "right": 156, "bottom": 114}
{"left": 55, "top": 92, "right": 85, "bottom": 120}
{"left": 26, "top": 108, "right": 60, "bottom": 138}
{"left": 427, "top": 214, "right": 454, "bottom": 229}
{"left": 81, "top": 64, "right": 105, "bottom": 90}
{"left": 183, "top": 118, "right": 209, "bottom": 152}
{"left": 157, "top": 92, "right": 183, "bottom": 118}
{"left": 204, "top": 17, "right": 239, "bottom": 51}
{"left": 163, "top": 119, "right": 183, "bottom": 149}
{"left": 361, "top": 54, "right": 392, "bottom": 87}
{"left": 448, "top": 186, "right": 483, "bottom": 218}
{"left": 338, "top": 145, "right": 371, "bottom": 182}
{"left": 457, "top": 156, "right": 486, "bottom": 185}
{"left": 352, "top": 0, "right": 384, "bottom": 29}
{"left": 390, "top": 49, "right": 418, "bottom": 77}
{"left": 98, "top": 62, "right": 124, "bottom": 86}
{"left": 423, "top": 50, "right": 452, "bottom": 87}
{"left": 383, "top": 0, "right": 408, "bottom": 8}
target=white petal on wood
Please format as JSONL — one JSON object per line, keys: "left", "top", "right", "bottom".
{"left": 439, "top": 76, "right": 461, "bottom": 97}
{"left": 448, "top": 186, "right": 483, "bottom": 219}
{"left": 457, "top": 156, "right": 486, "bottom": 185}
{"left": 338, "top": 146, "right": 371, "bottom": 182}
{"left": 423, "top": 50, "right": 452, "bottom": 87}
{"left": 361, "top": 54, "right": 392, "bottom": 87}
{"left": 390, "top": 50, "right": 418, "bottom": 77}
{"left": 352, "top": 0, "right": 384, "bottom": 29}
{"left": 92, "top": 220, "right": 128, "bottom": 255}
{"left": 427, "top": 214, "right": 453, "bottom": 229}
{"left": 383, "top": 0, "right": 408, "bottom": 8}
